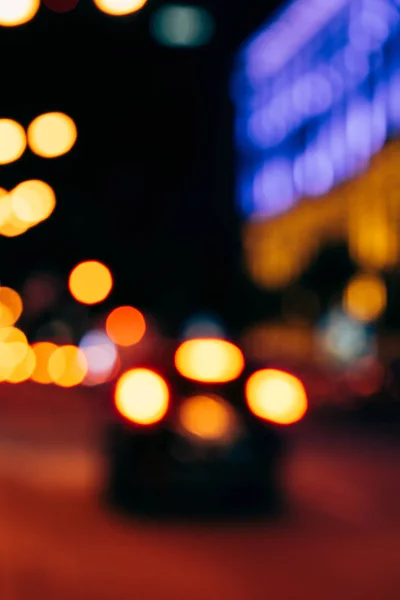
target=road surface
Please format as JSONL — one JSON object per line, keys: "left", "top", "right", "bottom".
{"left": 0, "top": 383, "right": 399, "bottom": 599}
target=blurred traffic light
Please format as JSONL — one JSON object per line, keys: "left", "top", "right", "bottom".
{"left": 114, "top": 368, "right": 170, "bottom": 425}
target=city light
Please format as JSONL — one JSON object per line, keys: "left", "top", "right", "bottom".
{"left": 175, "top": 338, "right": 245, "bottom": 383}
{"left": 343, "top": 273, "right": 387, "bottom": 323}
{"left": 179, "top": 394, "right": 239, "bottom": 444}
{"left": 48, "top": 345, "right": 88, "bottom": 387}
{"left": 114, "top": 368, "right": 170, "bottom": 425}
{"left": 0, "top": 288, "right": 23, "bottom": 328}
{"left": 245, "top": 369, "right": 308, "bottom": 425}
{"left": 0, "top": 0, "right": 39, "bottom": 27}
{"left": 79, "top": 330, "right": 119, "bottom": 385}
{"left": 105, "top": 306, "right": 146, "bottom": 347}
{"left": 0, "top": 191, "right": 29, "bottom": 238}
{"left": 68, "top": 260, "right": 113, "bottom": 305}
{"left": 11, "top": 180, "right": 56, "bottom": 226}
{"left": 232, "top": 0, "right": 400, "bottom": 218}
{"left": 93, "top": 0, "right": 147, "bottom": 16}
{"left": 31, "top": 342, "right": 58, "bottom": 384}
{"left": 0, "top": 120, "right": 26, "bottom": 165}
{"left": 8, "top": 346, "right": 36, "bottom": 383}
{"left": 27, "top": 112, "right": 77, "bottom": 159}
{"left": 151, "top": 5, "right": 214, "bottom": 47}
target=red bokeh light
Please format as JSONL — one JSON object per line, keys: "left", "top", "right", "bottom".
{"left": 43, "top": 0, "right": 79, "bottom": 13}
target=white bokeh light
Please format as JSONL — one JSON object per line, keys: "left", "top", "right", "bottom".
{"left": 79, "top": 330, "right": 118, "bottom": 385}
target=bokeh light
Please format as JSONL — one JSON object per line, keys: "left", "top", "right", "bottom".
{"left": 0, "top": 326, "right": 30, "bottom": 382}
{"left": 345, "top": 357, "right": 384, "bottom": 397}
{"left": 68, "top": 260, "right": 113, "bottom": 305}
{"left": 43, "top": 0, "right": 79, "bottom": 12}
{"left": 0, "top": 342, "right": 29, "bottom": 382}
{"left": 11, "top": 180, "right": 56, "bottom": 226}
{"left": 0, "top": 287, "right": 23, "bottom": 327}
{"left": 179, "top": 394, "right": 238, "bottom": 444}
{"left": 0, "top": 326, "right": 28, "bottom": 345}
{"left": 27, "top": 112, "right": 77, "bottom": 158}
{"left": 318, "top": 309, "right": 374, "bottom": 364}
{"left": 31, "top": 342, "right": 58, "bottom": 384}
{"left": 114, "top": 368, "right": 169, "bottom": 425}
{"left": 8, "top": 345, "right": 36, "bottom": 383}
{"left": 48, "top": 345, "right": 88, "bottom": 387}
{"left": 151, "top": 5, "right": 215, "bottom": 47}
{"left": 0, "top": 119, "right": 26, "bottom": 164}
{"left": 105, "top": 306, "right": 146, "bottom": 347}
{"left": 245, "top": 369, "right": 308, "bottom": 425}
{"left": 79, "top": 330, "right": 118, "bottom": 385}
{"left": 174, "top": 338, "right": 245, "bottom": 383}
{"left": 343, "top": 273, "right": 386, "bottom": 323}
{"left": 0, "top": 0, "right": 39, "bottom": 27}
{"left": 0, "top": 191, "right": 30, "bottom": 237}
{"left": 93, "top": 0, "right": 147, "bottom": 16}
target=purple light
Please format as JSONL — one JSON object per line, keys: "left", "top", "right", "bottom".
{"left": 292, "top": 73, "right": 333, "bottom": 116}
{"left": 253, "top": 159, "right": 296, "bottom": 216}
{"left": 245, "top": 0, "right": 351, "bottom": 83}
{"left": 388, "top": 72, "right": 400, "bottom": 128}
{"left": 294, "top": 150, "right": 334, "bottom": 197}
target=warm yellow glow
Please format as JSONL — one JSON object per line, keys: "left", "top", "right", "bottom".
{"left": 48, "top": 345, "right": 88, "bottom": 387}
{"left": 106, "top": 306, "right": 146, "bottom": 347}
{"left": 174, "top": 338, "right": 244, "bottom": 383}
{"left": 11, "top": 180, "right": 56, "bottom": 225}
{"left": 0, "top": 326, "right": 29, "bottom": 382}
{"left": 93, "top": 0, "right": 148, "bottom": 16}
{"left": 115, "top": 368, "right": 169, "bottom": 425}
{"left": 68, "top": 261, "right": 113, "bottom": 305}
{"left": 0, "top": 0, "right": 39, "bottom": 26}
{"left": 7, "top": 345, "right": 36, "bottom": 383}
{"left": 0, "top": 341, "right": 28, "bottom": 368}
{"left": 179, "top": 395, "right": 238, "bottom": 443}
{"left": 0, "top": 287, "right": 23, "bottom": 327}
{"left": 343, "top": 273, "right": 386, "bottom": 322}
{"left": 0, "top": 119, "right": 26, "bottom": 164}
{"left": 245, "top": 369, "right": 308, "bottom": 425}
{"left": 0, "top": 191, "right": 30, "bottom": 237}
{"left": 27, "top": 112, "right": 77, "bottom": 158}
{"left": 31, "top": 342, "right": 58, "bottom": 384}
{"left": 0, "top": 327, "right": 28, "bottom": 345}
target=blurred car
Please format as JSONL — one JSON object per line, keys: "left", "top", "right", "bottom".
{"left": 103, "top": 338, "right": 306, "bottom": 519}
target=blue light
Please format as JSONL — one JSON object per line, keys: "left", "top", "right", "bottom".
{"left": 232, "top": 0, "right": 400, "bottom": 219}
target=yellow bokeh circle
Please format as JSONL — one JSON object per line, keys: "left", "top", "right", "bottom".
{"left": 93, "top": 0, "right": 148, "bottom": 16}
{"left": 27, "top": 112, "right": 77, "bottom": 158}
{"left": 0, "top": 0, "right": 39, "bottom": 26}
{"left": 0, "top": 119, "right": 26, "bottom": 164}
{"left": 69, "top": 260, "right": 113, "bottom": 305}
{"left": 48, "top": 345, "right": 88, "bottom": 387}
{"left": 11, "top": 180, "right": 56, "bottom": 225}
{"left": 245, "top": 369, "right": 308, "bottom": 425}
{"left": 115, "top": 368, "right": 169, "bottom": 425}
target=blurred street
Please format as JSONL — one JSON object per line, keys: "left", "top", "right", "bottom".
{"left": 0, "top": 384, "right": 399, "bottom": 600}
